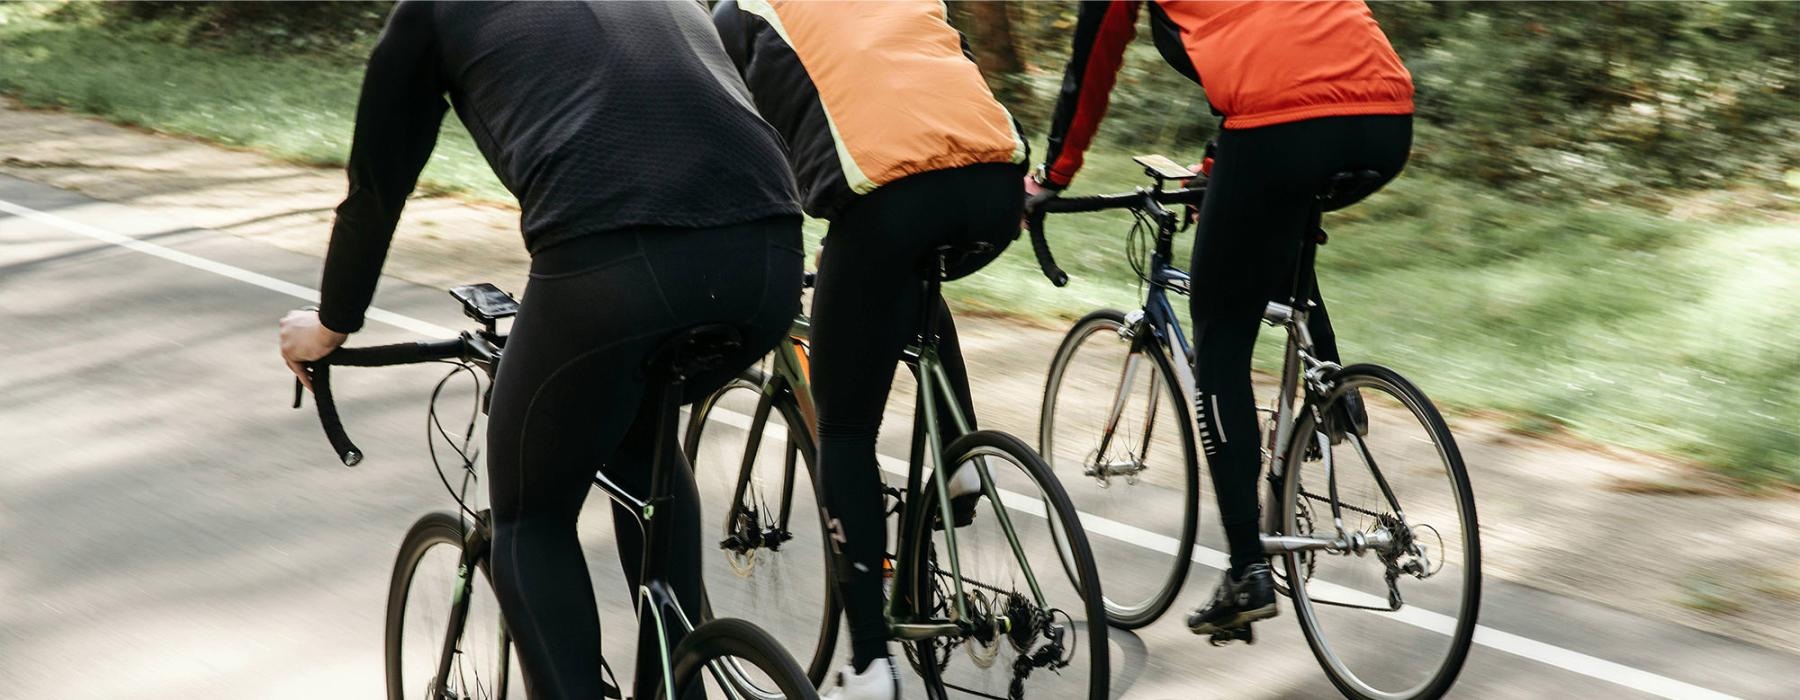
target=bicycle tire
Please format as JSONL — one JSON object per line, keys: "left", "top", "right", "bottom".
{"left": 661, "top": 617, "right": 819, "bottom": 700}
{"left": 903, "top": 430, "right": 1111, "bottom": 700}
{"left": 385, "top": 511, "right": 513, "bottom": 700}
{"left": 1040, "top": 308, "right": 1199, "bottom": 628}
{"left": 683, "top": 367, "right": 840, "bottom": 687}
{"left": 1279, "top": 364, "right": 1480, "bottom": 700}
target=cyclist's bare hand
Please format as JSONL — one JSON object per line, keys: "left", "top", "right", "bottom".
{"left": 279, "top": 308, "right": 347, "bottom": 390}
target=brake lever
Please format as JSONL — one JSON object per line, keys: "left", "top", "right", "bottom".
{"left": 292, "top": 376, "right": 304, "bottom": 409}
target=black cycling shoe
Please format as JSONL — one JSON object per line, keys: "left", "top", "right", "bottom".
{"left": 1187, "top": 562, "right": 1279, "bottom": 636}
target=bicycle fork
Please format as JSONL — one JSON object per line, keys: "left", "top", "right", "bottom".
{"left": 432, "top": 517, "right": 493, "bottom": 700}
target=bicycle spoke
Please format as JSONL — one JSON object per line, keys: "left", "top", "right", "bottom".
{"left": 1041, "top": 311, "right": 1198, "bottom": 627}
{"left": 1281, "top": 369, "right": 1480, "bottom": 699}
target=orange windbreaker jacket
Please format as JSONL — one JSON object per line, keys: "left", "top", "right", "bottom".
{"left": 714, "top": 0, "right": 1028, "bottom": 220}
{"left": 1044, "top": 0, "right": 1414, "bottom": 188}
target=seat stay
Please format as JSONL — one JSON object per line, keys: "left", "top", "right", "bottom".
{"left": 914, "top": 355, "right": 972, "bottom": 624}
{"left": 924, "top": 355, "right": 1052, "bottom": 609}
{"left": 633, "top": 579, "right": 700, "bottom": 698}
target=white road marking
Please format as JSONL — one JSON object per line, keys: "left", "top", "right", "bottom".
{"left": 0, "top": 198, "right": 455, "bottom": 339}
{"left": 2, "top": 196, "right": 1743, "bottom": 700}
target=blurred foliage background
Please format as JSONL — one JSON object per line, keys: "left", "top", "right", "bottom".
{"left": 0, "top": 1, "right": 1795, "bottom": 482}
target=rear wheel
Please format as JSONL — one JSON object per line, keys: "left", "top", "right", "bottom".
{"left": 1040, "top": 308, "right": 1199, "bottom": 628}
{"left": 903, "top": 430, "right": 1110, "bottom": 700}
{"left": 662, "top": 617, "right": 818, "bottom": 699}
{"left": 684, "top": 368, "right": 838, "bottom": 688}
{"left": 1278, "top": 364, "right": 1480, "bottom": 700}
{"left": 385, "top": 511, "right": 515, "bottom": 700}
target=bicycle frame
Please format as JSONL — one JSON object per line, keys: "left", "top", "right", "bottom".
{"left": 1078, "top": 193, "right": 1411, "bottom": 561}
{"left": 886, "top": 339, "right": 1052, "bottom": 641}
{"left": 736, "top": 273, "right": 1054, "bottom": 644}
{"left": 410, "top": 339, "right": 728, "bottom": 698}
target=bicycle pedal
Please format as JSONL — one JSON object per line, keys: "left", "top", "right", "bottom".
{"left": 1207, "top": 624, "right": 1255, "bottom": 647}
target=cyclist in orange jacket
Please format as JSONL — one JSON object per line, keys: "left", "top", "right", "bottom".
{"left": 714, "top": 2, "right": 1028, "bottom": 696}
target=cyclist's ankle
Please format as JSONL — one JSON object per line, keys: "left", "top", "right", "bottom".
{"left": 1228, "top": 554, "right": 1270, "bottom": 579}
{"left": 851, "top": 644, "right": 890, "bottom": 673}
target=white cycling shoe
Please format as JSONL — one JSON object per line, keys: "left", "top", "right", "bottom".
{"left": 822, "top": 657, "right": 900, "bottom": 700}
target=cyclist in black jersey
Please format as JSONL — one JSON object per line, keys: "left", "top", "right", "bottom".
{"left": 277, "top": 3, "right": 803, "bottom": 697}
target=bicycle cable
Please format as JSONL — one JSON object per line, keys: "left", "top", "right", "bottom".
{"left": 1124, "top": 206, "right": 1153, "bottom": 288}
{"left": 426, "top": 360, "right": 486, "bottom": 524}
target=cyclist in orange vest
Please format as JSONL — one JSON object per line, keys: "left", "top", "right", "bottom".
{"left": 714, "top": 2, "right": 1028, "bottom": 696}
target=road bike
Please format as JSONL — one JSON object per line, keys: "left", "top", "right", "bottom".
{"left": 1028, "top": 158, "right": 1481, "bottom": 700}
{"left": 683, "top": 251, "right": 1111, "bottom": 699}
{"left": 295, "top": 286, "right": 817, "bottom": 700}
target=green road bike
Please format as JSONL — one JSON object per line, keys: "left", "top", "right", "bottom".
{"left": 683, "top": 251, "right": 1112, "bottom": 700}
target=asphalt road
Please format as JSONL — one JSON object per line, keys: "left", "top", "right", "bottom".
{"left": 3, "top": 173, "right": 1795, "bottom": 699}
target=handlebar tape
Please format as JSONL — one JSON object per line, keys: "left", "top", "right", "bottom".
{"left": 307, "top": 363, "right": 362, "bottom": 466}
{"left": 1026, "top": 211, "right": 1070, "bottom": 288}
{"left": 1026, "top": 187, "right": 1207, "bottom": 288}
{"left": 325, "top": 339, "right": 464, "bottom": 367}
{"left": 301, "top": 338, "right": 468, "bottom": 466}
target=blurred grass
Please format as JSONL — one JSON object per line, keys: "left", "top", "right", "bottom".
{"left": 1, "top": 5, "right": 1794, "bottom": 483}
{"left": 0, "top": 4, "right": 510, "bottom": 202}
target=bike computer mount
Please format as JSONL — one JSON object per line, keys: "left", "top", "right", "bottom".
{"left": 449, "top": 283, "right": 518, "bottom": 333}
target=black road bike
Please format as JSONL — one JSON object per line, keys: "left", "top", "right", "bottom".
{"left": 295, "top": 285, "right": 817, "bottom": 700}
{"left": 1027, "top": 158, "right": 1481, "bottom": 700}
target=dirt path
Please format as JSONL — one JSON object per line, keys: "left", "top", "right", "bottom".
{"left": 6, "top": 100, "right": 1797, "bottom": 656}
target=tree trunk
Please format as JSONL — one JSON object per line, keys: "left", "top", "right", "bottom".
{"left": 951, "top": 1, "right": 1025, "bottom": 75}
{"left": 945, "top": 1, "right": 1035, "bottom": 126}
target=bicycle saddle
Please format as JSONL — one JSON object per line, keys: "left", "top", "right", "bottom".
{"left": 645, "top": 324, "right": 743, "bottom": 379}
{"left": 1318, "top": 170, "right": 1387, "bottom": 212}
{"left": 932, "top": 241, "right": 998, "bottom": 281}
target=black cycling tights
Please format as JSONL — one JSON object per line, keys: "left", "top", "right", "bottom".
{"left": 486, "top": 219, "right": 802, "bottom": 699}
{"left": 1189, "top": 115, "right": 1412, "bottom": 575}
{"left": 810, "top": 163, "right": 1024, "bottom": 671}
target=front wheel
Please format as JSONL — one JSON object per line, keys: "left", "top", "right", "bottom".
{"left": 1040, "top": 308, "right": 1200, "bottom": 628}
{"left": 903, "top": 430, "right": 1110, "bottom": 700}
{"left": 684, "top": 368, "right": 838, "bottom": 687}
{"left": 386, "top": 511, "right": 515, "bottom": 700}
{"left": 1278, "top": 364, "right": 1480, "bottom": 700}
{"left": 662, "top": 617, "right": 819, "bottom": 699}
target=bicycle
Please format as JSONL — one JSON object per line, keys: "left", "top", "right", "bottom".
{"left": 294, "top": 285, "right": 818, "bottom": 700}
{"left": 683, "top": 251, "right": 1112, "bottom": 699}
{"left": 1028, "top": 158, "right": 1481, "bottom": 700}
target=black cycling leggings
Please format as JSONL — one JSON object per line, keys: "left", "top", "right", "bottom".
{"left": 810, "top": 162, "right": 1024, "bottom": 669}
{"left": 1189, "top": 114, "right": 1411, "bottom": 575}
{"left": 486, "top": 219, "right": 802, "bottom": 699}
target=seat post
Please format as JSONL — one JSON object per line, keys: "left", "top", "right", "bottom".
{"left": 918, "top": 253, "right": 947, "bottom": 349}
{"left": 1287, "top": 202, "right": 1324, "bottom": 311}
{"left": 637, "top": 371, "right": 684, "bottom": 598}
{"left": 646, "top": 376, "right": 684, "bottom": 516}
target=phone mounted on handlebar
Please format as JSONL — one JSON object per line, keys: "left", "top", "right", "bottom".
{"left": 449, "top": 283, "right": 519, "bottom": 333}
{"left": 1133, "top": 154, "right": 1195, "bottom": 184}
